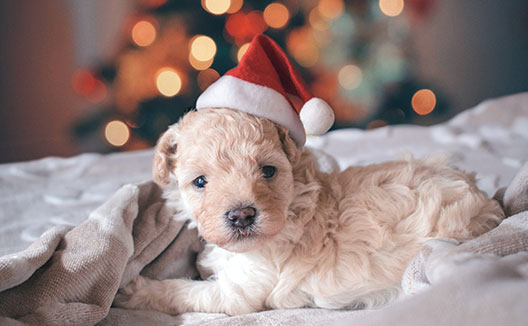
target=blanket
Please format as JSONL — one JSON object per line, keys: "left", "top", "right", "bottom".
{"left": 1, "top": 161, "right": 527, "bottom": 325}
{"left": 0, "top": 182, "right": 203, "bottom": 325}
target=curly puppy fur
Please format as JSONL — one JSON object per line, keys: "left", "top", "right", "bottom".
{"left": 115, "top": 108, "right": 504, "bottom": 315}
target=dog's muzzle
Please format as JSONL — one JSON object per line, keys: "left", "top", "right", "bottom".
{"left": 226, "top": 206, "right": 257, "bottom": 229}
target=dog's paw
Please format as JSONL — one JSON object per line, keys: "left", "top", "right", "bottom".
{"left": 113, "top": 275, "right": 151, "bottom": 309}
{"left": 113, "top": 275, "right": 182, "bottom": 315}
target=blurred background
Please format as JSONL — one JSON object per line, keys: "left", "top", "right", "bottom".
{"left": 0, "top": 0, "right": 527, "bottom": 163}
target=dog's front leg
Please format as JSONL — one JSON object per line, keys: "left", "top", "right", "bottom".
{"left": 114, "top": 275, "right": 263, "bottom": 315}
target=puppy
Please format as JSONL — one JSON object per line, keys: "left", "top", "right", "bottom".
{"left": 115, "top": 107, "right": 504, "bottom": 315}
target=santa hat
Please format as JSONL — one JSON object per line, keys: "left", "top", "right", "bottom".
{"left": 196, "top": 33, "right": 335, "bottom": 147}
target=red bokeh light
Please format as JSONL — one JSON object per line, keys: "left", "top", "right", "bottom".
{"left": 226, "top": 11, "right": 267, "bottom": 43}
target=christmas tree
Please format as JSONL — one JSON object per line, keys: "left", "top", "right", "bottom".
{"left": 73, "top": 0, "right": 446, "bottom": 153}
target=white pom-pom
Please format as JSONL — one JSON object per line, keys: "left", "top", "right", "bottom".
{"left": 299, "top": 98, "right": 335, "bottom": 135}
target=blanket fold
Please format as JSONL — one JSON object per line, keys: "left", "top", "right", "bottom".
{"left": 0, "top": 182, "right": 202, "bottom": 325}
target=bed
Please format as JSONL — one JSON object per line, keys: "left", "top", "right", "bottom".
{"left": 1, "top": 92, "right": 527, "bottom": 325}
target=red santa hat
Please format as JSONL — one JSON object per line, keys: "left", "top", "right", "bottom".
{"left": 196, "top": 33, "right": 335, "bottom": 147}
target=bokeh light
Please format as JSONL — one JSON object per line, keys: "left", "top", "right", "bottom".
{"left": 264, "top": 3, "right": 290, "bottom": 29}
{"left": 317, "top": 0, "right": 345, "bottom": 20}
{"left": 87, "top": 80, "right": 107, "bottom": 103}
{"left": 155, "top": 68, "right": 182, "bottom": 97}
{"left": 131, "top": 20, "right": 156, "bottom": 47}
{"left": 379, "top": 0, "right": 405, "bottom": 17}
{"left": 225, "top": 11, "right": 267, "bottom": 41}
{"left": 189, "top": 53, "right": 214, "bottom": 70}
{"left": 72, "top": 69, "right": 96, "bottom": 96}
{"left": 287, "top": 28, "right": 319, "bottom": 67}
{"left": 72, "top": 69, "right": 107, "bottom": 103}
{"left": 227, "top": 0, "right": 243, "bottom": 13}
{"left": 105, "top": 120, "right": 130, "bottom": 147}
{"left": 411, "top": 89, "right": 436, "bottom": 115}
{"left": 197, "top": 68, "right": 221, "bottom": 90}
{"left": 190, "top": 35, "right": 217, "bottom": 62}
{"left": 237, "top": 43, "right": 250, "bottom": 62}
{"left": 202, "top": 0, "right": 231, "bottom": 15}
{"left": 338, "top": 65, "right": 362, "bottom": 90}
{"left": 309, "top": 8, "right": 329, "bottom": 31}
{"left": 246, "top": 11, "right": 268, "bottom": 35}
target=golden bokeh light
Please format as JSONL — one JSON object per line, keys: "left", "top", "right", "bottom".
{"left": 105, "top": 120, "right": 130, "bottom": 147}
{"left": 237, "top": 43, "right": 250, "bottom": 62}
{"left": 317, "top": 0, "right": 345, "bottom": 20}
{"left": 379, "top": 0, "right": 404, "bottom": 17}
{"left": 309, "top": 8, "right": 329, "bottom": 31}
{"left": 131, "top": 20, "right": 156, "bottom": 47}
{"left": 227, "top": 0, "right": 243, "bottom": 13}
{"left": 295, "top": 44, "right": 319, "bottom": 67}
{"left": 263, "top": 3, "right": 290, "bottom": 29}
{"left": 197, "top": 68, "right": 221, "bottom": 90}
{"left": 155, "top": 68, "right": 182, "bottom": 97}
{"left": 189, "top": 53, "right": 214, "bottom": 70}
{"left": 190, "top": 35, "right": 217, "bottom": 62}
{"left": 203, "top": 0, "right": 231, "bottom": 15}
{"left": 411, "top": 89, "right": 436, "bottom": 115}
{"left": 287, "top": 28, "right": 319, "bottom": 68}
{"left": 338, "top": 65, "right": 362, "bottom": 90}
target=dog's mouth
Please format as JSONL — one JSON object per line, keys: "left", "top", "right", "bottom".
{"left": 218, "top": 223, "right": 264, "bottom": 253}
{"left": 229, "top": 224, "right": 259, "bottom": 241}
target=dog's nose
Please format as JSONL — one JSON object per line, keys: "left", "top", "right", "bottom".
{"left": 226, "top": 206, "right": 256, "bottom": 228}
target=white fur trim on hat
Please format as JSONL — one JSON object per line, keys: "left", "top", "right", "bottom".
{"left": 299, "top": 98, "right": 335, "bottom": 135}
{"left": 196, "top": 75, "right": 307, "bottom": 146}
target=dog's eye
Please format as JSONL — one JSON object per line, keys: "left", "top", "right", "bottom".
{"left": 192, "top": 176, "right": 207, "bottom": 189}
{"left": 261, "top": 166, "right": 276, "bottom": 179}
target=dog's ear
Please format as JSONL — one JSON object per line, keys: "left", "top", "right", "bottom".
{"left": 152, "top": 126, "right": 178, "bottom": 185}
{"left": 276, "top": 125, "right": 300, "bottom": 165}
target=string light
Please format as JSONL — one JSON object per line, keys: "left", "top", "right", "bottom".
{"left": 338, "top": 65, "right": 362, "bottom": 90}
{"left": 197, "top": 69, "right": 220, "bottom": 90}
{"left": 237, "top": 43, "right": 250, "bottom": 62}
{"left": 105, "top": 120, "right": 130, "bottom": 147}
{"left": 317, "top": 0, "right": 345, "bottom": 20}
{"left": 263, "top": 3, "right": 290, "bottom": 29}
{"left": 202, "top": 0, "right": 231, "bottom": 15}
{"left": 131, "top": 20, "right": 156, "bottom": 47}
{"left": 190, "top": 35, "right": 217, "bottom": 62}
{"left": 379, "top": 0, "right": 404, "bottom": 17}
{"left": 155, "top": 68, "right": 182, "bottom": 97}
{"left": 411, "top": 89, "right": 436, "bottom": 115}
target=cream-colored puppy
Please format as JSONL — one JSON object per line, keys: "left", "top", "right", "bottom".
{"left": 115, "top": 108, "right": 504, "bottom": 315}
